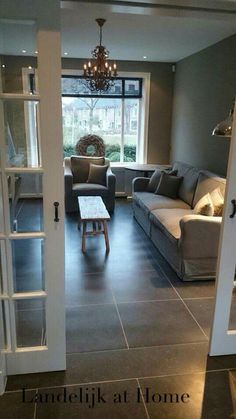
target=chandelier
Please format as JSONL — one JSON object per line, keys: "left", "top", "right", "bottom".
{"left": 83, "top": 18, "right": 118, "bottom": 93}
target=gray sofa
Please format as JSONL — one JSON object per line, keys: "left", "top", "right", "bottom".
{"left": 64, "top": 156, "right": 116, "bottom": 213}
{"left": 132, "top": 161, "right": 226, "bottom": 281}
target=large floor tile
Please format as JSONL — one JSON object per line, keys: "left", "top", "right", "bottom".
{"left": 118, "top": 300, "right": 207, "bottom": 348}
{"left": 65, "top": 273, "right": 113, "bottom": 306}
{"left": 6, "top": 342, "right": 209, "bottom": 391}
{"left": 111, "top": 270, "right": 179, "bottom": 303}
{"left": 156, "top": 257, "right": 216, "bottom": 299}
{"left": 139, "top": 369, "right": 236, "bottom": 419}
{"left": 185, "top": 297, "right": 236, "bottom": 337}
{"left": 35, "top": 380, "right": 147, "bottom": 419}
{"left": 0, "top": 390, "right": 36, "bottom": 419}
{"left": 66, "top": 304, "right": 127, "bottom": 353}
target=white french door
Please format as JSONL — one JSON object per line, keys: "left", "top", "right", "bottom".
{"left": 0, "top": 4, "right": 65, "bottom": 392}
{"left": 210, "top": 99, "right": 236, "bottom": 356}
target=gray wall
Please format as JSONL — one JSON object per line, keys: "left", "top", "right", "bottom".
{"left": 171, "top": 34, "right": 236, "bottom": 176}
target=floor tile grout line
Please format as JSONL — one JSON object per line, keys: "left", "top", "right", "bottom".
{"left": 111, "top": 289, "right": 130, "bottom": 350}
{"left": 65, "top": 298, "right": 182, "bottom": 309}
{"left": 66, "top": 340, "right": 207, "bottom": 356}
{"left": 6, "top": 367, "right": 236, "bottom": 394}
{"left": 158, "top": 264, "right": 209, "bottom": 340}
{"left": 183, "top": 296, "right": 215, "bottom": 301}
{"left": 136, "top": 378, "right": 150, "bottom": 419}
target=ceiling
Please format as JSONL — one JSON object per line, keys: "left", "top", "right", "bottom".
{"left": 1, "top": 0, "right": 236, "bottom": 62}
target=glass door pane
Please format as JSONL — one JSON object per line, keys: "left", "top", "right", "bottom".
{"left": 0, "top": 20, "right": 37, "bottom": 94}
{"left": 8, "top": 173, "right": 43, "bottom": 233}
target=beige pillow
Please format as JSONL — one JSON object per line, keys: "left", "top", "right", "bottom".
{"left": 210, "top": 188, "right": 224, "bottom": 216}
{"left": 194, "top": 193, "right": 214, "bottom": 216}
{"left": 87, "top": 163, "right": 108, "bottom": 186}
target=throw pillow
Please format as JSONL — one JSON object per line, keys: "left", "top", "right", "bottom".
{"left": 210, "top": 188, "right": 224, "bottom": 216}
{"left": 155, "top": 172, "right": 183, "bottom": 199}
{"left": 194, "top": 193, "right": 214, "bottom": 216}
{"left": 147, "top": 169, "right": 177, "bottom": 193}
{"left": 87, "top": 163, "right": 108, "bottom": 186}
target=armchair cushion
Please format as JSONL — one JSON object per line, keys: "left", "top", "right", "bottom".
{"left": 72, "top": 183, "right": 108, "bottom": 197}
{"left": 71, "top": 156, "right": 105, "bottom": 183}
{"left": 87, "top": 163, "right": 108, "bottom": 186}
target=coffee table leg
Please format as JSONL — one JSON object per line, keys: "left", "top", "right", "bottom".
{"left": 103, "top": 221, "right": 110, "bottom": 253}
{"left": 82, "top": 222, "right": 87, "bottom": 253}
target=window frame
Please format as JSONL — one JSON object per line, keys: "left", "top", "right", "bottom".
{"left": 25, "top": 69, "right": 150, "bottom": 165}
{"left": 61, "top": 75, "right": 143, "bottom": 99}
{"left": 61, "top": 70, "right": 150, "bottom": 165}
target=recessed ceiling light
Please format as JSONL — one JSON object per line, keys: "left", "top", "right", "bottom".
{"left": 22, "top": 49, "right": 27, "bottom": 54}
{"left": 143, "top": 56, "right": 147, "bottom": 59}
{"left": 1, "top": 64, "right": 6, "bottom": 68}
{"left": 64, "top": 52, "right": 68, "bottom": 56}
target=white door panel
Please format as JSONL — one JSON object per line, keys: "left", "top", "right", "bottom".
{"left": 0, "top": 2, "right": 65, "bottom": 382}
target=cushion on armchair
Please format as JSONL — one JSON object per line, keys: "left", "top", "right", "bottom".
{"left": 71, "top": 156, "right": 105, "bottom": 183}
{"left": 87, "top": 163, "right": 108, "bottom": 186}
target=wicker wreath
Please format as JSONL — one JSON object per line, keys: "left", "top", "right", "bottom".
{"left": 75, "top": 134, "right": 105, "bottom": 157}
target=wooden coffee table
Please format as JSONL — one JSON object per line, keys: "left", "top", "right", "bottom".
{"left": 78, "top": 196, "right": 110, "bottom": 253}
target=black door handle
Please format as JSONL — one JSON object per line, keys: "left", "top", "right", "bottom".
{"left": 230, "top": 199, "right": 236, "bottom": 219}
{"left": 54, "top": 202, "right": 59, "bottom": 222}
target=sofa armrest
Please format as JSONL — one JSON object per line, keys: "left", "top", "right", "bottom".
{"left": 106, "top": 166, "right": 116, "bottom": 193}
{"left": 179, "top": 215, "right": 222, "bottom": 259}
{"left": 132, "top": 177, "right": 150, "bottom": 193}
{"left": 64, "top": 158, "right": 73, "bottom": 192}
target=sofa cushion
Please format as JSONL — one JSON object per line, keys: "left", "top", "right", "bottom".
{"left": 147, "top": 169, "right": 177, "bottom": 193}
{"left": 133, "top": 192, "right": 190, "bottom": 214}
{"left": 210, "top": 188, "right": 224, "bottom": 216}
{"left": 72, "top": 183, "right": 108, "bottom": 197}
{"left": 194, "top": 193, "right": 214, "bottom": 216}
{"left": 150, "top": 208, "right": 194, "bottom": 243}
{"left": 155, "top": 172, "right": 183, "bottom": 199}
{"left": 87, "top": 163, "right": 108, "bottom": 186}
{"left": 71, "top": 156, "right": 105, "bottom": 183}
{"left": 147, "top": 170, "right": 162, "bottom": 192}
{"left": 192, "top": 170, "right": 226, "bottom": 207}
{"left": 172, "top": 161, "right": 200, "bottom": 207}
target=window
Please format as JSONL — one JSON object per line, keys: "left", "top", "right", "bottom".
{"left": 25, "top": 71, "right": 150, "bottom": 164}
{"left": 61, "top": 76, "right": 143, "bottom": 163}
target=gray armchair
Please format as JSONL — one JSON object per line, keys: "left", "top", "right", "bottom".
{"left": 64, "top": 156, "right": 116, "bottom": 213}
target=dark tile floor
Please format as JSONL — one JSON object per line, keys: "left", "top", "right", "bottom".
{"left": 3, "top": 198, "right": 236, "bottom": 418}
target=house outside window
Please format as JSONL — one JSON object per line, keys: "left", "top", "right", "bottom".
{"left": 61, "top": 76, "right": 144, "bottom": 163}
